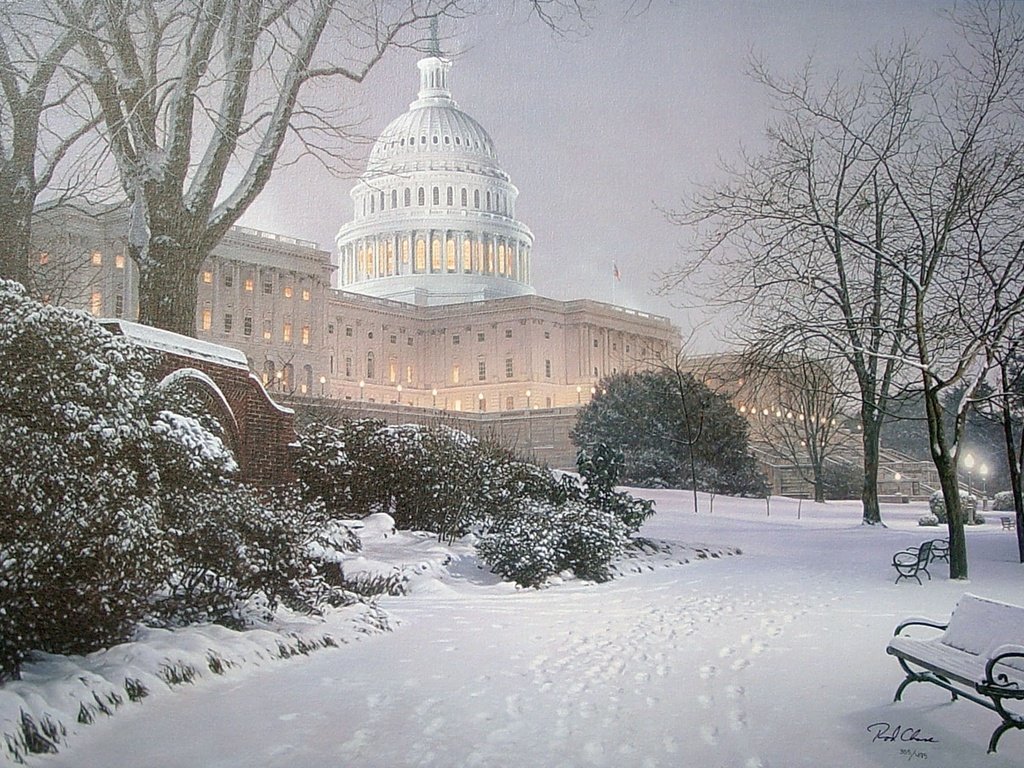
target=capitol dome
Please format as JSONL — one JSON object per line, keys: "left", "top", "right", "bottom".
{"left": 335, "top": 51, "right": 534, "bottom": 305}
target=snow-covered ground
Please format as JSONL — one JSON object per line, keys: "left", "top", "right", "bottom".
{"left": 17, "top": 491, "right": 1024, "bottom": 767}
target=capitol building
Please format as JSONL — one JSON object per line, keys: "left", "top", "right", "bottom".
{"left": 33, "top": 47, "right": 679, "bottom": 442}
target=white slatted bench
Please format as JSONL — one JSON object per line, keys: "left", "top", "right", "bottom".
{"left": 886, "top": 593, "right": 1024, "bottom": 753}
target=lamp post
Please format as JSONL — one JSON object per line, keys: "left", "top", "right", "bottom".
{"left": 576, "top": 385, "right": 582, "bottom": 404}
{"left": 319, "top": 375, "right": 326, "bottom": 397}
{"left": 274, "top": 369, "right": 283, "bottom": 391}
{"left": 358, "top": 380, "right": 365, "bottom": 400}
{"left": 894, "top": 472, "right": 902, "bottom": 498}
{"left": 964, "top": 452, "right": 975, "bottom": 496}
{"left": 478, "top": 392, "right": 485, "bottom": 411}
{"left": 396, "top": 384, "right": 402, "bottom": 403}
{"left": 526, "top": 389, "right": 531, "bottom": 410}
{"left": 432, "top": 388, "right": 437, "bottom": 408}
{"left": 980, "top": 463, "right": 989, "bottom": 509}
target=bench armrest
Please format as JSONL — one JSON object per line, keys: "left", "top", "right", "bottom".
{"left": 893, "top": 617, "right": 948, "bottom": 636}
{"left": 985, "top": 644, "right": 1024, "bottom": 688}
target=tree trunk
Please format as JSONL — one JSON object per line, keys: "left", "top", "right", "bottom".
{"left": 923, "top": 386, "right": 968, "bottom": 579}
{"left": 860, "top": 411, "right": 883, "bottom": 524}
{"left": 0, "top": 183, "right": 33, "bottom": 289}
{"left": 813, "top": 463, "right": 825, "bottom": 504}
{"left": 999, "top": 366, "right": 1024, "bottom": 563}
{"left": 134, "top": 237, "right": 203, "bottom": 336}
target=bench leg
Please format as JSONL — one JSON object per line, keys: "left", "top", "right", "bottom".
{"left": 893, "top": 661, "right": 958, "bottom": 703}
{"left": 987, "top": 697, "right": 1023, "bottom": 753}
{"left": 988, "top": 721, "right": 1018, "bottom": 754}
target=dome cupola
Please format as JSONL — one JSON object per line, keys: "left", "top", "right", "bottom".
{"left": 336, "top": 43, "right": 534, "bottom": 306}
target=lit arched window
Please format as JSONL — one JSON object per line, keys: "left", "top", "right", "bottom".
{"left": 431, "top": 238, "right": 442, "bottom": 272}
{"left": 415, "top": 238, "right": 426, "bottom": 271}
{"left": 474, "top": 240, "right": 483, "bottom": 271}
{"left": 401, "top": 238, "right": 409, "bottom": 265}
{"left": 366, "top": 352, "right": 375, "bottom": 380}
{"left": 446, "top": 239, "right": 456, "bottom": 271}
{"left": 498, "top": 243, "right": 506, "bottom": 275}
{"left": 385, "top": 241, "right": 395, "bottom": 275}
{"left": 462, "top": 239, "right": 472, "bottom": 272}
{"left": 487, "top": 242, "right": 495, "bottom": 273}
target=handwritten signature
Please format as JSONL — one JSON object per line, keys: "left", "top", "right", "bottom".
{"left": 867, "top": 722, "right": 938, "bottom": 745}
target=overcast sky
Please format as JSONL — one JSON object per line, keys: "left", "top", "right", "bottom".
{"left": 238, "top": 0, "right": 957, "bottom": 352}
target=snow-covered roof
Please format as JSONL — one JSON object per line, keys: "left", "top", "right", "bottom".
{"left": 102, "top": 319, "right": 248, "bottom": 370}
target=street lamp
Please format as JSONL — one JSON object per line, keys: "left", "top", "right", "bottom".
{"left": 396, "top": 384, "right": 402, "bottom": 403}
{"left": 274, "top": 369, "right": 283, "bottom": 391}
{"left": 319, "top": 375, "right": 326, "bottom": 397}
{"left": 526, "top": 389, "right": 531, "bottom": 410}
{"left": 576, "top": 385, "right": 582, "bottom": 403}
{"left": 964, "top": 452, "right": 976, "bottom": 496}
{"left": 894, "top": 472, "right": 902, "bottom": 496}
{"left": 478, "top": 392, "right": 485, "bottom": 411}
{"left": 358, "top": 380, "right": 365, "bottom": 400}
{"left": 980, "top": 463, "right": 989, "bottom": 506}
{"left": 432, "top": 388, "right": 437, "bottom": 407}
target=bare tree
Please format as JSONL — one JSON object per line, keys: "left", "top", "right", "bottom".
{"left": 661, "top": 42, "right": 927, "bottom": 526}
{"left": 46, "top": 0, "right": 465, "bottom": 336}
{"left": 665, "top": 2, "right": 1024, "bottom": 579}
{"left": 742, "top": 349, "right": 846, "bottom": 503}
{"left": 0, "top": 0, "right": 100, "bottom": 287}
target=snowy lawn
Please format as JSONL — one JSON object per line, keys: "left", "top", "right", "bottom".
{"left": 18, "top": 490, "right": 1024, "bottom": 767}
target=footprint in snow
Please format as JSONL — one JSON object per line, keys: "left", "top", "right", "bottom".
{"left": 731, "top": 658, "right": 751, "bottom": 671}
{"left": 699, "top": 664, "right": 717, "bottom": 680}
{"left": 718, "top": 646, "right": 735, "bottom": 658}
{"left": 725, "top": 685, "right": 746, "bottom": 700}
{"left": 729, "top": 710, "right": 748, "bottom": 731}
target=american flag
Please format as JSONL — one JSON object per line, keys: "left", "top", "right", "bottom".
{"left": 613, "top": 263, "right": 621, "bottom": 281}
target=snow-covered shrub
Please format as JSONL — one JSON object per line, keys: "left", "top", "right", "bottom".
{"left": 295, "top": 420, "right": 569, "bottom": 541}
{"left": 478, "top": 498, "right": 632, "bottom": 587}
{"left": 151, "top": 486, "right": 329, "bottom": 628}
{"left": 294, "top": 420, "right": 393, "bottom": 519}
{"left": 929, "top": 489, "right": 977, "bottom": 524}
{"left": 476, "top": 501, "right": 564, "bottom": 587}
{"left": 993, "top": 491, "right": 1015, "bottom": 512}
{"left": 0, "top": 281, "right": 166, "bottom": 680}
{"left": 577, "top": 443, "right": 655, "bottom": 534}
{"left": 918, "top": 515, "right": 940, "bottom": 526}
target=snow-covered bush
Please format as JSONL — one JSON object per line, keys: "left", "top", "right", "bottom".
{"left": 993, "top": 491, "right": 1015, "bottom": 512}
{"left": 151, "top": 486, "right": 329, "bottom": 628}
{"left": 577, "top": 443, "right": 654, "bottom": 534}
{"left": 295, "top": 420, "right": 569, "bottom": 540}
{"left": 0, "top": 281, "right": 166, "bottom": 680}
{"left": 929, "top": 489, "right": 977, "bottom": 524}
{"left": 918, "top": 515, "right": 940, "bottom": 526}
{"left": 478, "top": 498, "right": 631, "bottom": 587}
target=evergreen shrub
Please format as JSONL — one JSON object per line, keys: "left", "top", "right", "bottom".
{"left": 993, "top": 491, "right": 1015, "bottom": 512}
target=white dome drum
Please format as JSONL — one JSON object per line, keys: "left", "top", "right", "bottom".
{"left": 336, "top": 53, "right": 534, "bottom": 306}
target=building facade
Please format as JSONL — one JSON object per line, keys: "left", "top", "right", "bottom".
{"left": 31, "top": 49, "right": 678, "bottom": 422}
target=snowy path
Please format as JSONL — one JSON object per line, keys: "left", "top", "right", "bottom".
{"left": 39, "top": 495, "right": 1024, "bottom": 768}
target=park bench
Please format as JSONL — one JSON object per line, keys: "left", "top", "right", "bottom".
{"left": 886, "top": 593, "right": 1024, "bottom": 753}
{"left": 1003, "top": 516, "right": 1017, "bottom": 531}
{"left": 892, "top": 539, "right": 948, "bottom": 585}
